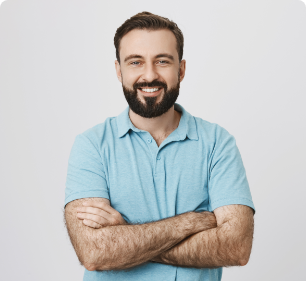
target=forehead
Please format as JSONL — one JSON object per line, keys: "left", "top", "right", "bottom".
{"left": 119, "top": 29, "right": 178, "bottom": 61}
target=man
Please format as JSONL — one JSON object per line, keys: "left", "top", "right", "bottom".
{"left": 64, "top": 11, "right": 255, "bottom": 281}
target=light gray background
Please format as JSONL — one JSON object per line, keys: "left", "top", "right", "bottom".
{"left": 0, "top": 0, "right": 305, "bottom": 280}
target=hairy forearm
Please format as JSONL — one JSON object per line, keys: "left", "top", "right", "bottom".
{"left": 152, "top": 210, "right": 254, "bottom": 268}
{"left": 152, "top": 224, "right": 237, "bottom": 268}
{"left": 90, "top": 211, "right": 213, "bottom": 271}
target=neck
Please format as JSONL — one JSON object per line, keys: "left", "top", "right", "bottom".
{"left": 128, "top": 105, "right": 181, "bottom": 138}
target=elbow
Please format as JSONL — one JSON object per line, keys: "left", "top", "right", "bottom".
{"left": 82, "top": 229, "right": 112, "bottom": 271}
{"left": 229, "top": 255, "right": 249, "bottom": 267}
{"left": 227, "top": 245, "right": 251, "bottom": 267}
{"left": 237, "top": 248, "right": 251, "bottom": 266}
{"left": 84, "top": 263, "right": 96, "bottom": 271}
{"left": 83, "top": 257, "right": 109, "bottom": 271}
{"left": 81, "top": 254, "right": 98, "bottom": 271}
{"left": 79, "top": 247, "right": 102, "bottom": 271}
{"left": 82, "top": 252, "right": 110, "bottom": 271}
{"left": 87, "top": 262, "right": 119, "bottom": 271}
{"left": 84, "top": 262, "right": 111, "bottom": 271}
{"left": 237, "top": 237, "right": 253, "bottom": 266}
{"left": 239, "top": 257, "right": 249, "bottom": 266}
{"left": 80, "top": 250, "right": 100, "bottom": 271}
{"left": 78, "top": 227, "right": 124, "bottom": 271}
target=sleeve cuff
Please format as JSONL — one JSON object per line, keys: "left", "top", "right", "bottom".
{"left": 64, "top": 190, "right": 110, "bottom": 208}
{"left": 210, "top": 197, "right": 255, "bottom": 214}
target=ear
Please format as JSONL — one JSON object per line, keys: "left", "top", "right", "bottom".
{"left": 115, "top": 60, "right": 122, "bottom": 83}
{"left": 179, "top": 59, "right": 186, "bottom": 82}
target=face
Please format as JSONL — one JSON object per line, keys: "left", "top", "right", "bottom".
{"left": 115, "top": 29, "right": 186, "bottom": 118}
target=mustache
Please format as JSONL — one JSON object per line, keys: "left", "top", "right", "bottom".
{"left": 133, "top": 81, "right": 167, "bottom": 91}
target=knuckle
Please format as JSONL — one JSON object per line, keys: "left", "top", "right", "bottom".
{"left": 100, "top": 202, "right": 107, "bottom": 208}
{"left": 101, "top": 219, "right": 111, "bottom": 227}
{"left": 110, "top": 218, "right": 118, "bottom": 225}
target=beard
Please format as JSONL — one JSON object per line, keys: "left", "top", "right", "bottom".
{"left": 122, "top": 74, "right": 180, "bottom": 118}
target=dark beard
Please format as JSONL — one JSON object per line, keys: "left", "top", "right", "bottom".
{"left": 122, "top": 76, "right": 180, "bottom": 118}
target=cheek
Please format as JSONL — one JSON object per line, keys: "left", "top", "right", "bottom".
{"left": 121, "top": 71, "right": 138, "bottom": 86}
{"left": 164, "top": 72, "right": 179, "bottom": 87}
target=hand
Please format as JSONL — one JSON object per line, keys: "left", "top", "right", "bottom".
{"left": 76, "top": 201, "right": 128, "bottom": 229}
{"left": 201, "top": 211, "right": 218, "bottom": 229}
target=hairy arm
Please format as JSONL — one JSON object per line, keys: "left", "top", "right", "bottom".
{"left": 64, "top": 197, "right": 217, "bottom": 271}
{"left": 151, "top": 204, "right": 254, "bottom": 268}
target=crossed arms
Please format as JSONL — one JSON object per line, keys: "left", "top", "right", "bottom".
{"left": 64, "top": 197, "right": 254, "bottom": 271}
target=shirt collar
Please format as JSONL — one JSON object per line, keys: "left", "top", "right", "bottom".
{"left": 116, "top": 103, "right": 198, "bottom": 141}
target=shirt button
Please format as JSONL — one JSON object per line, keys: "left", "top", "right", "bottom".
{"left": 147, "top": 139, "right": 152, "bottom": 143}
{"left": 157, "top": 156, "right": 161, "bottom": 160}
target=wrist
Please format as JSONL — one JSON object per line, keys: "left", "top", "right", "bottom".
{"left": 199, "top": 211, "right": 218, "bottom": 230}
{"left": 187, "top": 211, "right": 217, "bottom": 233}
{"left": 180, "top": 212, "right": 206, "bottom": 235}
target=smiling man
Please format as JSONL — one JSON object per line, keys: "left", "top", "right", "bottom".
{"left": 64, "top": 11, "right": 255, "bottom": 281}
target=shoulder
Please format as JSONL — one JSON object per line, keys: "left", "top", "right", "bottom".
{"left": 80, "top": 117, "right": 116, "bottom": 140}
{"left": 74, "top": 117, "right": 117, "bottom": 151}
{"left": 193, "top": 116, "right": 235, "bottom": 145}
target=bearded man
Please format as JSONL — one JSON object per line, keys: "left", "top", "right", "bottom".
{"left": 64, "top": 11, "right": 255, "bottom": 281}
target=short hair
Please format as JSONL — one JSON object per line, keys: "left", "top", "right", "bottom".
{"left": 114, "top": 11, "right": 184, "bottom": 64}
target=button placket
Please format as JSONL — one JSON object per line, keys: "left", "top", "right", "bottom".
{"left": 154, "top": 151, "right": 164, "bottom": 174}
{"left": 142, "top": 134, "right": 159, "bottom": 174}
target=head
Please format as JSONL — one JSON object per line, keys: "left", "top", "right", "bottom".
{"left": 114, "top": 12, "right": 186, "bottom": 118}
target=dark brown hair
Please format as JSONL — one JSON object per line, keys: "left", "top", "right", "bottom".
{"left": 114, "top": 11, "right": 184, "bottom": 64}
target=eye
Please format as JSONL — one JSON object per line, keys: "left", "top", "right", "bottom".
{"left": 131, "top": 61, "right": 140, "bottom": 65}
{"left": 158, "top": 60, "right": 169, "bottom": 65}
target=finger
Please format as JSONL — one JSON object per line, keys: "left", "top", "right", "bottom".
{"left": 83, "top": 201, "right": 117, "bottom": 215}
{"left": 78, "top": 206, "right": 113, "bottom": 221}
{"left": 83, "top": 219, "right": 102, "bottom": 229}
{"left": 78, "top": 212, "right": 109, "bottom": 226}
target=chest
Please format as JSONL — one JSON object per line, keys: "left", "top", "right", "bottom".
{"left": 102, "top": 133, "right": 210, "bottom": 223}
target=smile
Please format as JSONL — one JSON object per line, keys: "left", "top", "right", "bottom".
{"left": 141, "top": 88, "right": 160, "bottom": 92}
{"left": 138, "top": 87, "right": 163, "bottom": 97}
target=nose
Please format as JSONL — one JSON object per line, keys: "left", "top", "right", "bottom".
{"left": 141, "top": 63, "right": 159, "bottom": 83}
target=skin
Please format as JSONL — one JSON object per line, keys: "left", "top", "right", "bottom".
{"left": 115, "top": 29, "right": 186, "bottom": 145}
{"left": 76, "top": 200, "right": 254, "bottom": 267}
{"left": 64, "top": 28, "right": 255, "bottom": 271}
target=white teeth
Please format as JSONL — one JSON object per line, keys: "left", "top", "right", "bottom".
{"left": 141, "top": 88, "right": 159, "bottom": 93}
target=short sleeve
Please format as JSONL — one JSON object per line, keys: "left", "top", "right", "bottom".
{"left": 64, "top": 133, "right": 109, "bottom": 207}
{"left": 208, "top": 127, "right": 255, "bottom": 213}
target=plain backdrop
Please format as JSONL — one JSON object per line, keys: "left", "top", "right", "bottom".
{"left": 0, "top": 0, "right": 305, "bottom": 280}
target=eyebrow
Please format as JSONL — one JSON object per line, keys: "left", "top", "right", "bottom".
{"left": 124, "top": 53, "right": 175, "bottom": 63}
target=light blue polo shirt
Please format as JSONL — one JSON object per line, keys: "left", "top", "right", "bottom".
{"left": 65, "top": 102, "right": 255, "bottom": 281}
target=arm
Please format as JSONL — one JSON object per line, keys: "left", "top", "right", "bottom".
{"left": 64, "top": 197, "right": 217, "bottom": 271}
{"left": 151, "top": 204, "right": 254, "bottom": 268}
